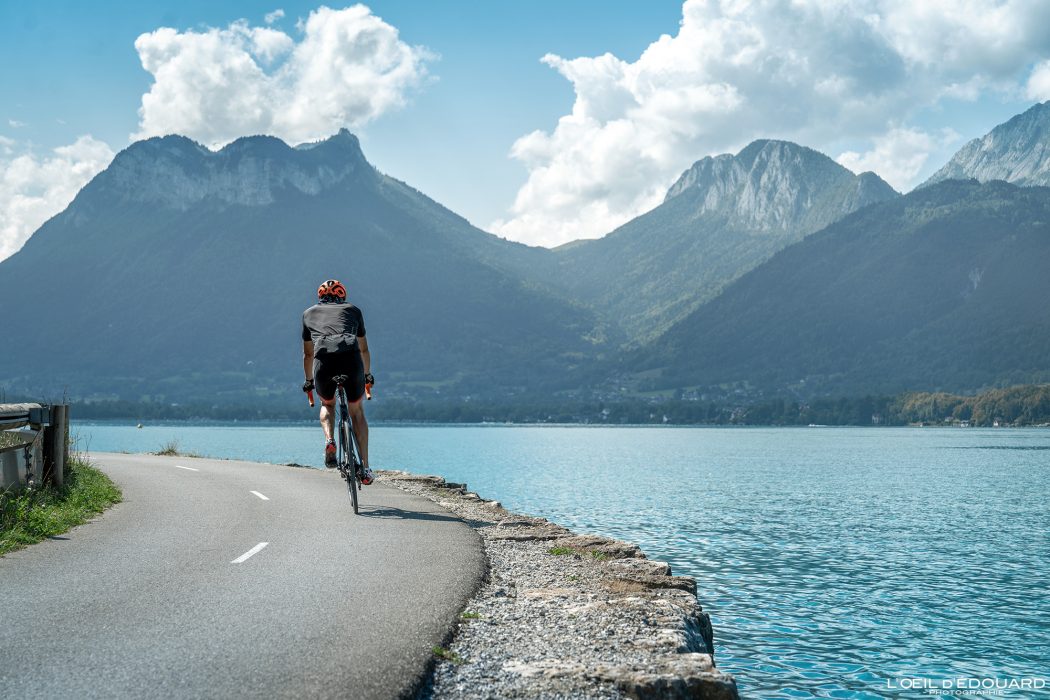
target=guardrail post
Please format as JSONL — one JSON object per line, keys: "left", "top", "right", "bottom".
{"left": 44, "top": 405, "right": 69, "bottom": 487}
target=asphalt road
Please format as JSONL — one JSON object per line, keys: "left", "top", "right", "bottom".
{"left": 0, "top": 453, "right": 486, "bottom": 699}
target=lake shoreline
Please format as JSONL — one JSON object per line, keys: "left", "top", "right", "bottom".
{"left": 378, "top": 469, "right": 740, "bottom": 699}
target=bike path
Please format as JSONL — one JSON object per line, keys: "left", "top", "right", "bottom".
{"left": 0, "top": 453, "right": 486, "bottom": 699}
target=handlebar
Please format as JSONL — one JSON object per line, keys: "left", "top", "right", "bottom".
{"left": 305, "top": 384, "right": 372, "bottom": 406}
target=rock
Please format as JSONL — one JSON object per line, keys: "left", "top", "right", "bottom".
{"left": 595, "top": 654, "right": 738, "bottom": 700}
{"left": 489, "top": 525, "right": 570, "bottom": 541}
{"left": 553, "top": 534, "right": 643, "bottom": 559}
{"left": 605, "top": 575, "right": 697, "bottom": 596}
{"left": 489, "top": 518, "right": 571, "bottom": 541}
{"left": 609, "top": 579, "right": 697, "bottom": 596}
{"left": 606, "top": 558, "right": 673, "bottom": 577}
{"left": 377, "top": 470, "right": 444, "bottom": 485}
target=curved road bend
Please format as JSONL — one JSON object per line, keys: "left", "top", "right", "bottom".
{"left": 0, "top": 453, "right": 486, "bottom": 699}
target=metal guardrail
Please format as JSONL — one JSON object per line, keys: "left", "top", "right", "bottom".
{"left": 0, "top": 403, "right": 69, "bottom": 492}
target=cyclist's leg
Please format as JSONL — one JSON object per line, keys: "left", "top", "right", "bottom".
{"left": 319, "top": 397, "right": 336, "bottom": 441}
{"left": 310, "top": 361, "right": 336, "bottom": 442}
{"left": 313, "top": 358, "right": 338, "bottom": 465}
{"left": 347, "top": 398, "right": 369, "bottom": 469}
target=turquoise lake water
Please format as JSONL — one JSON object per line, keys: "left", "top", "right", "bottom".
{"left": 74, "top": 422, "right": 1050, "bottom": 698}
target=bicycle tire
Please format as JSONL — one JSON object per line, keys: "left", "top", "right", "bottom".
{"left": 337, "top": 388, "right": 359, "bottom": 515}
{"left": 344, "top": 423, "right": 359, "bottom": 514}
{"left": 348, "top": 420, "right": 365, "bottom": 499}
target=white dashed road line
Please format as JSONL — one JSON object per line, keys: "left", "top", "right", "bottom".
{"left": 231, "top": 542, "right": 269, "bottom": 564}
{"left": 250, "top": 491, "right": 270, "bottom": 501}
{"left": 174, "top": 465, "right": 199, "bottom": 472}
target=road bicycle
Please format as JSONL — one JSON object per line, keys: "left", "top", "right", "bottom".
{"left": 307, "top": 375, "right": 372, "bottom": 514}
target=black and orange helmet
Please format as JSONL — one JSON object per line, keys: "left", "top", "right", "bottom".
{"left": 317, "top": 279, "right": 347, "bottom": 301}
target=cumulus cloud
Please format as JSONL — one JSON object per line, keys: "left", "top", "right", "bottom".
{"left": 0, "top": 136, "right": 114, "bottom": 261}
{"left": 264, "top": 9, "right": 285, "bottom": 25}
{"left": 1027, "top": 60, "right": 1050, "bottom": 100}
{"left": 496, "top": 0, "right": 1050, "bottom": 247}
{"left": 837, "top": 127, "right": 959, "bottom": 191}
{"left": 134, "top": 4, "right": 432, "bottom": 147}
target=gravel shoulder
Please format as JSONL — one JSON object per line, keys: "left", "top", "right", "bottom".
{"left": 377, "top": 470, "right": 739, "bottom": 700}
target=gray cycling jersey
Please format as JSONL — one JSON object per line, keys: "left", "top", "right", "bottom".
{"left": 301, "top": 301, "right": 366, "bottom": 356}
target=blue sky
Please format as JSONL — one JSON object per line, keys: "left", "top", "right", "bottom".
{"left": 2, "top": 1, "right": 1050, "bottom": 258}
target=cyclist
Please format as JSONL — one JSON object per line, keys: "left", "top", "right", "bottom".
{"left": 301, "top": 279, "right": 374, "bottom": 484}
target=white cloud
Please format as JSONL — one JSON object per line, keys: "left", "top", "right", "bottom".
{"left": 1026, "top": 60, "right": 1050, "bottom": 100}
{"left": 496, "top": 0, "right": 1050, "bottom": 247}
{"left": 0, "top": 136, "right": 114, "bottom": 261}
{"left": 134, "top": 4, "right": 432, "bottom": 147}
{"left": 8, "top": 119, "right": 26, "bottom": 128}
{"left": 837, "top": 127, "right": 959, "bottom": 191}
{"left": 264, "top": 9, "right": 285, "bottom": 25}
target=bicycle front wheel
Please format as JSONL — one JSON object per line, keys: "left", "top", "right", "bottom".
{"left": 342, "top": 421, "right": 359, "bottom": 514}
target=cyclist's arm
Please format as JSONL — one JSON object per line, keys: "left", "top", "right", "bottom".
{"left": 358, "top": 336, "right": 370, "bottom": 375}
{"left": 303, "top": 340, "right": 314, "bottom": 381}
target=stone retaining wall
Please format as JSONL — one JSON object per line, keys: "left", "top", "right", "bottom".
{"left": 378, "top": 470, "right": 740, "bottom": 700}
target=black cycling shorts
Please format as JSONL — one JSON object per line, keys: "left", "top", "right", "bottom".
{"left": 313, "top": 352, "right": 365, "bottom": 402}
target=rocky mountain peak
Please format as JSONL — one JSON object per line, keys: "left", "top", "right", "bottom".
{"left": 664, "top": 139, "right": 897, "bottom": 232}
{"left": 923, "top": 101, "right": 1050, "bottom": 188}
{"left": 295, "top": 128, "right": 367, "bottom": 159}
{"left": 85, "top": 130, "right": 376, "bottom": 209}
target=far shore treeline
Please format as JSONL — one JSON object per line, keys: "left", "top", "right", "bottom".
{"left": 42, "top": 384, "right": 1050, "bottom": 428}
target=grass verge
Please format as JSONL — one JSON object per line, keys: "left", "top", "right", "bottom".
{"left": 0, "top": 455, "right": 122, "bottom": 556}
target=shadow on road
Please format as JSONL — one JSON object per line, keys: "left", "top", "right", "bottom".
{"left": 359, "top": 506, "right": 463, "bottom": 522}
{"left": 359, "top": 506, "right": 495, "bottom": 528}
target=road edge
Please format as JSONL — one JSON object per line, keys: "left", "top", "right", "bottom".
{"left": 377, "top": 469, "right": 739, "bottom": 700}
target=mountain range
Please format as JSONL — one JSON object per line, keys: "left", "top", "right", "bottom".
{"left": 546, "top": 140, "right": 897, "bottom": 341}
{"left": 2, "top": 103, "right": 1050, "bottom": 410}
{"left": 633, "top": 178, "right": 1050, "bottom": 396}
{"left": 0, "top": 131, "right": 598, "bottom": 402}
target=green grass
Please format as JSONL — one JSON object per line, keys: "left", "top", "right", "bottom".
{"left": 432, "top": 645, "right": 464, "bottom": 664}
{"left": 590, "top": 551, "right": 609, "bottom": 561}
{"left": 460, "top": 611, "right": 481, "bottom": 620}
{"left": 547, "top": 546, "right": 576, "bottom": 556}
{"left": 152, "top": 440, "right": 203, "bottom": 458}
{"left": 154, "top": 439, "right": 181, "bottom": 456}
{"left": 0, "top": 455, "right": 122, "bottom": 556}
